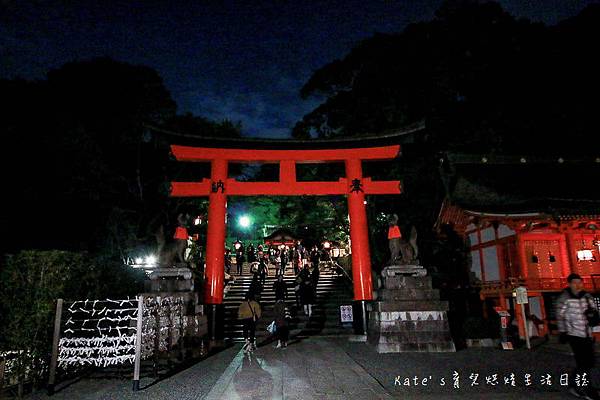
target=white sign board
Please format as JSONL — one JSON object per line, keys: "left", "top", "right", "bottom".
{"left": 340, "top": 305, "right": 353, "bottom": 323}
{"left": 515, "top": 286, "right": 528, "bottom": 304}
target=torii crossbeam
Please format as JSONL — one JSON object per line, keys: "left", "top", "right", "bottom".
{"left": 170, "top": 144, "right": 402, "bottom": 308}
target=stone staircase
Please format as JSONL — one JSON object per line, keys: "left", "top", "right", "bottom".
{"left": 222, "top": 264, "right": 355, "bottom": 342}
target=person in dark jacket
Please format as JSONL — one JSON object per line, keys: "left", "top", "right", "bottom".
{"left": 273, "top": 299, "right": 289, "bottom": 348}
{"left": 556, "top": 273, "right": 600, "bottom": 399}
{"left": 298, "top": 264, "right": 314, "bottom": 317}
{"left": 225, "top": 248, "right": 232, "bottom": 274}
{"left": 310, "top": 246, "right": 320, "bottom": 269}
{"left": 248, "top": 273, "right": 263, "bottom": 300}
{"left": 273, "top": 274, "right": 288, "bottom": 301}
{"left": 279, "top": 248, "right": 288, "bottom": 276}
{"left": 236, "top": 243, "right": 245, "bottom": 275}
{"left": 292, "top": 245, "right": 301, "bottom": 276}
{"left": 258, "top": 259, "right": 268, "bottom": 286}
{"left": 311, "top": 263, "right": 320, "bottom": 303}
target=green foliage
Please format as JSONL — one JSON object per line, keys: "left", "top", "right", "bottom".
{"left": 226, "top": 196, "right": 349, "bottom": 244}
{"left": 0, "top": 250, "right": 145, "bottom": 384}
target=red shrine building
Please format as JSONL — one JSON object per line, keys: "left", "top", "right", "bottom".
{"left": 436, "top": 154, "right": 600, "bottom": 339}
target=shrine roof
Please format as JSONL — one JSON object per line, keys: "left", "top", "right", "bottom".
{"left": 441, "top": 154, "right": 600, "bottom": 216}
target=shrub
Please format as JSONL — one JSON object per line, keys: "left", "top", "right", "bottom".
{"left": 0, "top": 250, "right": 145, "bottom": 389}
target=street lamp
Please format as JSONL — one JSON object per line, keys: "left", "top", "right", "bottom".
{"left": 238, "top": 215, "right": 251, "bottom": 228}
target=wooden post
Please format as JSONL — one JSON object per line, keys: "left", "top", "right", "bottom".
{"left": 0, "top": 357, "right": 5, "bottom": 400}
{"left": 516, "top": 234, "right": 529, "bottom": 279}
{"left": 133, "top": 295, "right": 144, "bottom": 391}
{"left": 47, "top": 298, "right": 63, "bottom": 395}
{"left": 520, "top": 302, "right": 531, "bottom": 349}
{"left": 153, "top": 299, "right": 160, "bottom": 378}
{"left": 179, "top": 298, "right": 185, "bottom": 361}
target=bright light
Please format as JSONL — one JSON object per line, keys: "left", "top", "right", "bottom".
{"left": 145, "top": 255, "right": 157, "bottom": 265}
{"left": 239, "top": 215, "right": 251, "bottom": 228}
{"left": 135, "top": 257, "right": 144, "bottom": 265}
{"left": 578, "top": 250, "right": 595, "bottom": 261}
{"left": 235, "top": 242, "right": 241, "bottom": 250}
{"left": 323, "top": 241, "right": 331, "bottom": 249}
{"left": 194, "top": 216, "right": 201, "bottom": 225}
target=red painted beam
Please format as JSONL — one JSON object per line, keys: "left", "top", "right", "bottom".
{"left": 170, "top": 180, "right": 212, "bottom": 197}
{"left": 362, "top": 178, "right": 403, "bottom": 195}
{"left": 169, "top": 178, "right": 402, "bottom": 197}
{"left": 171, "top": 144, "right": 401, "bottom": 163}
{"left": 228, "top": 179, "right": 347, "bottom": 196}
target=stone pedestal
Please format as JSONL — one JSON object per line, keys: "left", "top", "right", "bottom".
{"left": 145, "top": 267, "right": 194, "bottom": 292}
{"left": 142, "top": 267, "right": 208, "bottom": 339}
{"left": 368, "top": 266, "right": 455, "bottom": 353}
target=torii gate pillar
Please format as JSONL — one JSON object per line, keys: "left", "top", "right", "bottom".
{"left": 169, "top": 143, "right": 403, "bottom": 338}
{"left": 345, "top": 159, "right": 373, "bottom": 302}
{"left": 204, "top": 158, "right": 228, "bottom": 305}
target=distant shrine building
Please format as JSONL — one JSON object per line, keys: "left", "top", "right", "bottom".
{"left": 437, "top": 154, "right": 600, "bottom": 339}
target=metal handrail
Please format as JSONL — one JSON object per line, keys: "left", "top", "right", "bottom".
{"left": 326, "top": 260, "right": 355, "bottom": 295}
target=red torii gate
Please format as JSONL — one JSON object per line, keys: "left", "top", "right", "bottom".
{"left": 169, "top": 144, "right": 402, "bottom": 308}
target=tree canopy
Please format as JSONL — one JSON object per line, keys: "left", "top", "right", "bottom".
{"left": 0, "top": 57, "right": 241, "bottom": 256}
{"left": 293, "top": 1, "right": 600, "bottom": 155}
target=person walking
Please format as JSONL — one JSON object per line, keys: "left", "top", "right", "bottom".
{"left": 273, "top": 299, "right": 289, "bottom": 348}
{"left": 225, "top": 248, "right": 232, "bottom": 275}
{"left": 247, "top": 243, "right": 256, "bottom": 263}
{"left": 294, "top": 273, "right": 302, "bottom": 308}
{"left": 257, "top": 245, "right": 265, "bottom": 267}
{"left": 279, "top": 248, "right": 288, "bottom": 277}
{"left": 298, "top": 264, "right": 314, "bottom": 318}
{"left": 258, "top": 258, "right": 268, "bottom": 286}
{"left": 238, "top": 292, "right": 262, "bottom": 353}
{"left": 249, "top": 273, "right": 263, "bottom": 300}
{"left": 556, "top": 273, "right": 600, "bottom": 399}
{"left": 310, "top": 245, "right": 320, "bottom": 269}
{"left": 236, "top": 244, "right": 245, "bottom": 275}
{"left": 292, "top": 245, "right": 300, "bottom": 276}
{"left": 273, "top": 274, "right": 288, "bottom": 301}
{"left": 311, "top": 262, "right": 320, "bottom": 304}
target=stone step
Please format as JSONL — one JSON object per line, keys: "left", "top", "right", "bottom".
{"left": 369, "top": 310, "right": 449, "bottom": 323}
{"left": 369, "top": 329, "right": 452, "bottom": 343}
{"left": 368, "top": 318, "right": 451, "bottom": 333}
{"left": 369, "top": 300, "right": 449, "bottom": 312}
{"left": 381, "top": 276, "right": 432, "bottom": 290}
{"left": 370, "top": 341, "right": 456, "bottom": 353}
{"left": 377, "top": 288, "right": 440, "bottom": 301}
{"left": 222, "top": 271, "right": 353, "bottom": 341}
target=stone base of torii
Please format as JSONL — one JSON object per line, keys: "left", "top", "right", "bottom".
{"left": 367, "top": 265, "right": 456, "bottom": 353}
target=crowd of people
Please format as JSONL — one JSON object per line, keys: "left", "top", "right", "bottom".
{"left": 236, "top": 241, "right": 325, "bottom": 352}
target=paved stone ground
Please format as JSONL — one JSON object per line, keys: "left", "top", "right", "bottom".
{"left": 27, "top": 344, "right": 241, "bottom": 400}
{"left": 336, "top": 337, "right": 598, "bottom": 399}
{"left": 25, "top": 337, "right": 599, "bottom": 399}
{"left": 203, "top": 338, "right": 391, "bottom": 400}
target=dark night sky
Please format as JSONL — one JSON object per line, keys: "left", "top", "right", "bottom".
{"left": 1, "top": 1, "right": 596, "bottom": 138}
